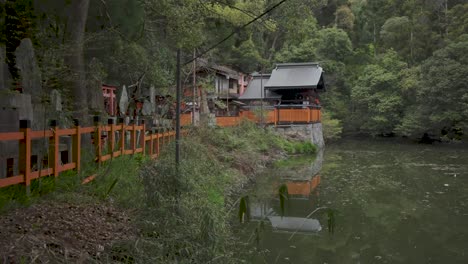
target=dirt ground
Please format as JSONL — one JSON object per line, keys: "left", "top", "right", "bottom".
{"left": 0, "top": 201, "right": 136, "bottom": 263}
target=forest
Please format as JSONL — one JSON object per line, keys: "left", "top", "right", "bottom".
{"left": 1, "top": 0, "right": 468, "bottom": 139}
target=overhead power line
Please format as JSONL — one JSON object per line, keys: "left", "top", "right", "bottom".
{"left": 184, "top": 0, "right": 290, "bottom": 65}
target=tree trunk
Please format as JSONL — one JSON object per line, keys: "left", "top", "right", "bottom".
{"left": 65, "top": 0, "right": 90, "bottom": 121}
{"left": 199, "top": 87, "right": 211, "bottom": 126}
{"left": 0, "top": 0, "right": 5, "bottom": 89}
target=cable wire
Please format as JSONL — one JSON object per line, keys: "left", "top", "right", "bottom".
{"left": 184, "top": 0, "right": 290, "bottom": 65}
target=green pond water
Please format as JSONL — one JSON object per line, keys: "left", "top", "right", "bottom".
{"left": 237, "top": 139, "right": 468, "bottom": 263}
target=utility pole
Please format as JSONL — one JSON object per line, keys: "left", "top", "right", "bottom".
{"left": 192, "top": 49, "right": 196, "bottom": 125}
{"left": 260, "top": 70, "right": 264, "bottom": 126}
{"left": 175, "top": 49, "right": 181, "bottom": 167}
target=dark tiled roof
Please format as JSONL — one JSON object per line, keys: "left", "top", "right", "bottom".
{"left": 265, "top": 63, "right": 324, "bottom": 90}
{"left": 196, "top": 58, "right": 242, "bottom": 79}
{"left": 239, "top": 74, "right": 281, "bottom": 100}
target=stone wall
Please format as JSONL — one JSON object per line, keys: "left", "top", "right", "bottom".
{"left": 274, "top": 123, "right": 325, "bottom": 149}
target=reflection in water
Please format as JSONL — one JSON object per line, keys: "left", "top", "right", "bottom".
{"left": 286, "top": 175, "right": 321, "bottom": 197}
{"left": 238, "top": 140, "right": 468, "bottom": 263}
{"left": 249, "top": 150, "right": 324, "bottom": 234}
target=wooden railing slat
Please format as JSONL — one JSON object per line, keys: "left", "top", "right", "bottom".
{"left": 0, "top": 132, "right": 24, "bottom": 141}
{"left": 1, "top": 107, "right": 321, "bottom": 191}
{"left": 0, "top": 175, "right": 24, "bottom": 187}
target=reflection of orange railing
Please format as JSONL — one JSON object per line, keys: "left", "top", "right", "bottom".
{"left": 0, "top": 119, "right": 177, "bottom": 192}
{"left": 286, "top": 175, "right": 321, "bottom": 197}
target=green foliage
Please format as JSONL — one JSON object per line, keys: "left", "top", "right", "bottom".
{"left": 380, "top": 16, "right": 411, "bottom": 59}
{"left": 417, "top": 36, "right": 468, "bottom": 135}
{"left": 447, "top": 4, "right": 468, "bottom": 40}
{"left": 351, "top": 50, "right": 406, "bottom": 135}
{"left": 322, "top": 110, "right": 343, "bottom": 141}
{"left": 230, "top": 37, "right": 267, "bottom": 72}
{"left": 4, "top": 0, "right": 466, "bottom": 139}
{"left": 336, "top": 5, "right": 355, "bottom": 31}
{"left": 316, "top": 28, "right": 353, "bottom": 62}
{"left": 238, "top": 196, "right": 249, "bottom": 223}
{"left": 275, "top": 39, "right": 317, "bottom": 63}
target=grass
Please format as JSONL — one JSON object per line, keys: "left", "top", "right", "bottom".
{"left": 0, "top": 120, "right": 318, "bottom": 263}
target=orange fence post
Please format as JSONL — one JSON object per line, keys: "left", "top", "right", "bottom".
{"left": 119, "top": 118, "right": 125, "bottom": 156}
{"left": 274, "top": 108, "right": 277, "bottom": 126}
{"left": 93, "top": 116, "right": 102, "bottom": 166}
{"left": 277, "top": 108, "right": 281, "bottom": 125}
{"left": 132, "top": 122, "right": 137, "bottom": 154}
{"left": 307, "top": 107, "right": 311, "bottom": 123}
{"left": 49, "top": 120, "right": 60, "bottom": 178}
{"left": 156, "top": 133, "right": 160, "bottom": 156}
{"left": 72, "top": 119, "right": 81, "bottom": 173}
{"left": 19, "top": 120, "right": 31, "bottom": 195}
{"left": 108, "top": 119, "right": 115, "bottom": 157}
{"left": 140, "top": 120, "right": 146, "bottom": 155}
{"left": 149, "top": 131, "right": 154, "bottom": 156}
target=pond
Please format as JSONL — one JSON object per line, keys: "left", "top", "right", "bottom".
{"left": 236, "top": 139, "right": 468, "bottom": 263}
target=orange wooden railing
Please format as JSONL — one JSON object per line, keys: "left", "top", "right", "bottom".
{"left": 0, "top": 118, "right": 177, "bottom": 193}
{"left": 0, "top": 107, "right": 320, "bottom": 192}
{"left": 216, "top": 106, "right": 321, "bottom": 127}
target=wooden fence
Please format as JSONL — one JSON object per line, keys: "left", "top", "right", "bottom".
{"left": 216, "top": 105, "right": 321, "bottom": 127}
{"left": 0, "top": 106, "right": 321, "bottom": 192}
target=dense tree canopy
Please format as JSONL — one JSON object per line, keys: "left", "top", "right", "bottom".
{"left": 1, "top": 0, "right": 467, "bottom": 138}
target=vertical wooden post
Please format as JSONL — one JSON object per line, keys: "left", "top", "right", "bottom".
{"left": 307, "top": 107, "right": 311, "bottom": 123}
{"left": 276, "top": 107, "right": 280, "bottom": 126}
{"left": 139, "top": 120, "right": 146, "bottom": 155}
{"left": 132, "top": 122, "right": 137, "bottom": 154}
{"left": 108, "top": 118, "right": 115, "bottom": 158}
{"left": 149, "top": 131, "right": 154, "bottom": 157}
{"left": 94, "top": 116, "right": 102, "bottom": 166}
{"left": 19, "top": 120, "right": 31, "bottom": 195}
{"left": 118, "top": 117, "right": 125, "bottom": 156}
{"left": 72, "top": 119, "right": 81, "bottom": 172}
{"left": 274, "top": 108, "right": 278, "bottom": 126}
{"left": 156, "top": 133, "right": 160, "bottom": 156}
{"left": 49, "top": 120, "right": 60, "bottom": 178}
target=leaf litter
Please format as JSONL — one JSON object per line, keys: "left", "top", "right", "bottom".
{"left": 0, "top": 201, "right": 136, "bottom": 262}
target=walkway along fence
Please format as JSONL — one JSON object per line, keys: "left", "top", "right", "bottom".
{"left": 0, "top": 106, "right": 320, "bottom": 192}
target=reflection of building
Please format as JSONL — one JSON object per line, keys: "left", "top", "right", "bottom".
{"left": 250, "top": 174, "right": 322, "bottom": 233}
{"left": 287, "top": 175, "right": 321, "bottom": 198}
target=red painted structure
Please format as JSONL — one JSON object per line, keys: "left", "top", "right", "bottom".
{"left": 102, "top": 85, "right": 117, "bottom": 116}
